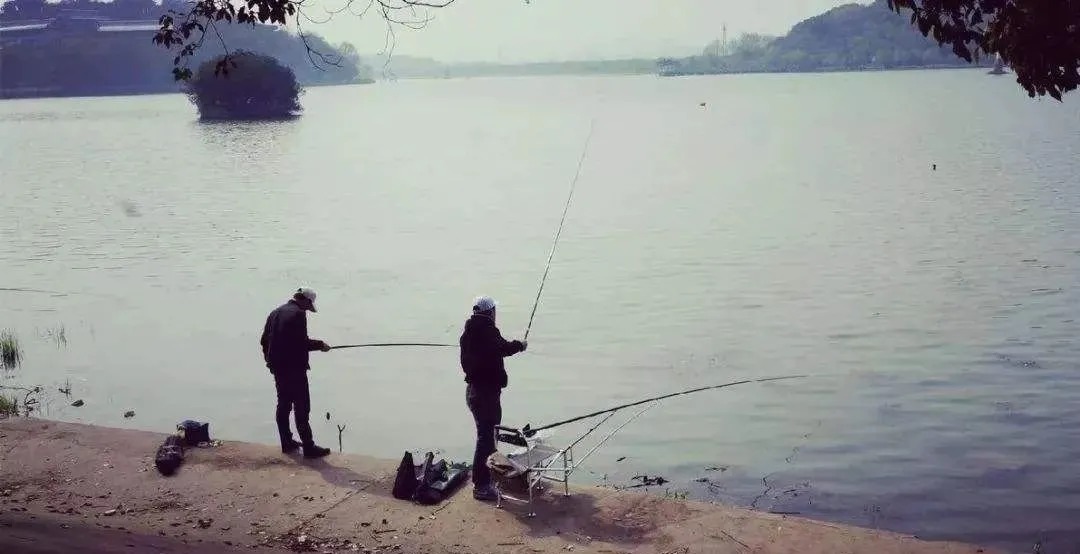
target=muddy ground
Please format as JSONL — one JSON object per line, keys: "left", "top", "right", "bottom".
{"left": 0, "top": 419, "right": 995, "bottom": 554}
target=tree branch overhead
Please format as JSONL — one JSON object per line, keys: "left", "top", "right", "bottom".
{"left": 887, "top": 0, "right": 1080, "bottom": 100}
{"left": 153, "top": 0, "right": 457, "bottom": 80}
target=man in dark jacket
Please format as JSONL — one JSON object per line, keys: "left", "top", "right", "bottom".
{"left": 261, "top": 287, "right": 332, "bottom": 459}
{"left": 459, "top": 295, "right": 527, "bottom": 501}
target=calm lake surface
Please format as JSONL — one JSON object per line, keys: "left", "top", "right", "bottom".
{"left": 1, "top": 70, "right": 1078, "bottom": 552}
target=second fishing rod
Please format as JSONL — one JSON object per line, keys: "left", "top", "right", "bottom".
{"left": 330, "top": 120, "right": 594, "bottom": 353}
{"left": 522, "top": 120, "right": 596, "bottom": 343}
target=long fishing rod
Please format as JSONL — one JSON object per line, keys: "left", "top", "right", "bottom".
{"left": 523, "top": 374, "right": 806, "bottom": 436}
{"left": 330, "top": 342, "right": 455, "bottom": 350}
{"left": 522, "top": 120, "right": 596, "bottom": 343}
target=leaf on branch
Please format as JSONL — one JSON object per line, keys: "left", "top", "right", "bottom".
{"left": 917, "top": 17, "right": 931, "bottom": 36}
{"left": 173, "top": 67, "right": 193, "bottom": 81}
{"left": 952, "top": 42, "right": 972, "bottom": 62}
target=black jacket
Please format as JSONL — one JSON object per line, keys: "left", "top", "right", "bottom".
{"left": 261, "top": 300, "right": 324, "bottom": 374}
{"left": 459, "top": 314, "right": 524, "bottom": 389}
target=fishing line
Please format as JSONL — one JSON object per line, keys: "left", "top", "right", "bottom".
{"left": 330, "top": 342, "right": 455, "bottom": 350}
{"left": 0, "top": 287, "right": 66, "bottom": 294}
{"left": 524, "top": 374, "right": 806, "bottom": 435}
{"left": 522, "top": 119, "right": 596, "bottom": 343}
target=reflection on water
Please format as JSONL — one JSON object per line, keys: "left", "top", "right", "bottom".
{"left": 193, "top": 118, "right": 301, "bottom": 153}
{"left": 1, "top": 71, "right": 1079, "bottom": 552}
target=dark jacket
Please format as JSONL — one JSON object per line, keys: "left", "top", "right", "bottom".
{"left": 261, "top": 300, "right": 324, "bottom": 374}
{"left": 459, "top": 314, "right": 524, "bottom": 389}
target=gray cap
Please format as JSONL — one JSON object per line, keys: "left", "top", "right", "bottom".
{"left": 472, "top": 295, "right": 496, "bottom": 312}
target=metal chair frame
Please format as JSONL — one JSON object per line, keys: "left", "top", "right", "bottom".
{"left": 491, "top": 402, "right": 656, "bottom": 516}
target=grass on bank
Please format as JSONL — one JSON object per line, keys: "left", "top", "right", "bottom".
{"left": 0, "top": 385, "right": 43, "bottom": 418}
{"left": 0, "top": 393, "right": 16, "bottom": 416}
{"left": 1, "top": 329, "right": 22, "bottom": 370}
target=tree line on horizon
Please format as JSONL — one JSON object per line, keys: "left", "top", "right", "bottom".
{"left": 1, "top": 0, "right": 168, "bottom": 21}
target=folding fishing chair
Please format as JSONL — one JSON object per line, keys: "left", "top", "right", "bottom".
{"left": 488, "top": 403, "right": 656, "bottom": 516}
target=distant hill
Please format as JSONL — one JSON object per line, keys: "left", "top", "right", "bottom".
{"left": 0, "top": 0, "right": 372, "bottom": 99}
{"left": 659, "top": 0, "right": 989, "bottom": 76}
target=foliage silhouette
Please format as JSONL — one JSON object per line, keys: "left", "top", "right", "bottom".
{"left": 187, "top": 51, "right": 302, "bottom": 120}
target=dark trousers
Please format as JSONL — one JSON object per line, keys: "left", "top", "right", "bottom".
{"left": 466, "top": 384, "right": 502, "bottom": 487}
{"left": 273, "top": 370, "right": 314, "bottom": 448}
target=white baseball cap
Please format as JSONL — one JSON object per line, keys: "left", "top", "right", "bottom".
{"left": 472, "top": 295, "right": 497, "bottom": 313}
{"left": 295, "top": 287, "right": 318, "bottom": 312}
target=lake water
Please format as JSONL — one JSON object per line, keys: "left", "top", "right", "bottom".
{"left": 1, "top": 70, "right": 1078, "bottom": 553}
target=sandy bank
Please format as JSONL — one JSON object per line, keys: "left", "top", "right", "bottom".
{"left": 0, "top": 419, "right": 995, "bottom": 553}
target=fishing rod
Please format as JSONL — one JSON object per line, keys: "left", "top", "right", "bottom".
{"left": 522, "top": 374, "right": 806, "bottom": 436}
{"left": 330, "top": 342, "right": 455, "bottom": 350}
{"left": 522, "top": 119, "right": 596, "bottom": 343}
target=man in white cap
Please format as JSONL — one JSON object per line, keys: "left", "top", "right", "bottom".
{"left": 261, "top": 287, "right": 333, "bottom": 459}
{"left": 459, "top": 295, "right": 527, "bottom": 501}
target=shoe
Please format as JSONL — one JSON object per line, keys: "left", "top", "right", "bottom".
{"left": 472, "top": 484, "right": 499, "bottom": 502}
{"left": 303, "top": 445, "right": 331, "bottom": 459}
{"left": 281, "top": 439, "right": 302, "bottom": 454}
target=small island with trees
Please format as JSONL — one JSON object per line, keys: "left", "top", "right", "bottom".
{"left": 187, "top": 52, "right": 302, "bottom": 120}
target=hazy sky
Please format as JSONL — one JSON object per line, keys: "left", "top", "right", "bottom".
{"left": 301, "top": 0, "right": 864, "bottom": 62}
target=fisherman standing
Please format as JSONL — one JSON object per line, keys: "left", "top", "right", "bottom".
{"left": 459, "top": 295, "right": 527, "bottom": 501}
{"left": 261, "top": 287, "right": 333, "bottom": 459}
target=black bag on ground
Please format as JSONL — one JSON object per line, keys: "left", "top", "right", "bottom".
{"left": 154, "top": 434, "right": 185, "bottom": 476}
{"left": 177, "top": 420, "right": 211, "bottom": 446}
{"left": 428, "top": 463, "right": 468, "bottom": 496}
{"left": 392, "top": 451, "right": 418, "bottom": 500}
{"left": 391, "top": 450, "right": 469, "bottom": 505}
{"left": 412, "top": 452, "right": 440, "bottom": 505}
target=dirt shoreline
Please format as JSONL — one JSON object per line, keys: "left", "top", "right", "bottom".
{"left": 0, "top": 419, "right": 995, "bottom": 553}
